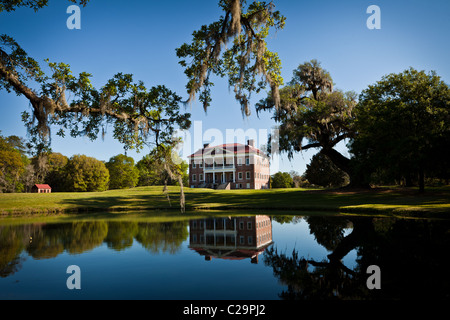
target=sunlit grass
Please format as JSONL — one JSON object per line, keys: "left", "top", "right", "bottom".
{"left": 0, "top": 185, "right": 449, "bottom": 218}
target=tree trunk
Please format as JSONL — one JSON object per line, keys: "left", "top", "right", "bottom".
{"left": 320, "top": 148, "right": 370, "bottom": 188}
{"left": 418, "top": 167, "right": 425, "bottom": 193}
{"left": 178, "top": 175, "right": 186, "bottom": 214}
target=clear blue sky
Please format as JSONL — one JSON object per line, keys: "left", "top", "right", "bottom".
{"left": 1, "top": 0, "right": 449, "bottom": 175}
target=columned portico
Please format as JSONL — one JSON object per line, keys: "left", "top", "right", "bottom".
{"left": 188, "top": 141, "right": 270, "bottom": 190}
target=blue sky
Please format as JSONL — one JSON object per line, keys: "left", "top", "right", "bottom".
{"left": 1, "top": 0, "right": 449, "bottom": 174}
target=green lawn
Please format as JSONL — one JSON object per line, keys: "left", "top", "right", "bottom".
{"left": 1, "top": 185, "right": 449, "bottom": 218}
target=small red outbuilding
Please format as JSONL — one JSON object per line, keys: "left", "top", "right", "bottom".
{"left": 32, "top": 184, "right": 52, "bottom": 193}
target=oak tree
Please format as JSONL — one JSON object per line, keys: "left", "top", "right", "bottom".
{"left": 257, "top": 60, "right": 359, "bottom": 185}
{"left": 350, "top": 68, "right": 450, "bottom": 192}
{"left": 176, "top": 0, "right": 285, "bottom": 116}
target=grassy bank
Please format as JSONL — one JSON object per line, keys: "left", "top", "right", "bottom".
{"left": 1, "top": 186, "right": 449, "bottom": 218}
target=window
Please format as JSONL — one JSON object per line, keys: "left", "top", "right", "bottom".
{"left": 199, "top": 161, "right": 203, "bottom": 168}
{"left": 238, "top": 172, "right": 243, "bottom": 180}
{"left": 240, "top": 236, "right": 245, "bottom": 244}
{"left": 247, "top": 222, "right": 252, "bottom": 230}
{"left": 239, "top": 221, "right": 244, "bottom": 230}
{"left": 246, "top": 183, "right": 250, "bottom": 189}
{"left": 192, "top": 174, "right": 196, "bottom": 182}
{"left": 238, "top": 158, "right": 243, "bottom": 166}
{"left": 246, "top": 157, "right": 250, "bottom": 165}
{"left": 192, "top": 162, "right": 196, "bottom": 168}
{"left": 248, "top": 236, "right": 253, "bottom": 245}
{"left": 199, "top": 174, "right": 204, "bottom": 181}
{"left": 246, "top": 172, "right": 251, "bottom": 179}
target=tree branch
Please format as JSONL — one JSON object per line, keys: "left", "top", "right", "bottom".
{"left": 300, "top": 142, "right": 322, "bottom": 150}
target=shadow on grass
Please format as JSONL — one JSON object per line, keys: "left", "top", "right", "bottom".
{"left": 35, "top": 185, "right": 450, "bottom": 217}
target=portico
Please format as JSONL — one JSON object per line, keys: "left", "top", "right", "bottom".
{"left": 188, "top": 141, "right": 270, "bottom": 190}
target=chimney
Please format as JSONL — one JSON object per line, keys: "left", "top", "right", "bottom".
{"left": 247, "top": 139, "right": 255, "bottom": 147}
{"left": 203, "top": 143, "right": 210, "bottom": 149}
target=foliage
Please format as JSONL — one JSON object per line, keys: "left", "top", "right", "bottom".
{"left": 0, "top": 0, "right": 89, "bottom": 12}
{"left": 304, "top": 153, "right": 349, "bottom": 188}
{"left": 45, "top": 152, "right": 69, "bottom": 192}
{"left": 350, "top": 68, "right": 450, "bottom": 191}
{"left": 64, "top": 154, "right": 109, "bottom": 192}
{"left": 0, "top": 1, "right": 191, "bottom": 207}
{"left": 176, "top": 0, "right": 285, "bottom": 116}
{"left": 289, "top": 170, "right": 311, "bottom": 188}
{"left": 257, "top": 60, "right": 357, "bottom": 183}
{"left": 0, "top": 132, "right": 29, "bottom": 192}
{"left": 271, "top": 171, "right": 293, "bottom": 188}
{"left": 105, "top": 154, "right": 139, "bottom": 190}
{"left": 0, "top": 150, "right": 25, "bottom": 193}
{"left": 137, "top": 152, "right": 188, "bottom": 187}
{"left": 135, "top": 144, "right": 189, "bottom": 211}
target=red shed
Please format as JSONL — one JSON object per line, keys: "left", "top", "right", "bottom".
{"left": 32, "top": 184, "right": 52, "bottom": 193}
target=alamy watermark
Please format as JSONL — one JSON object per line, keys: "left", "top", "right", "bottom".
{"left": 367, "top": 265, "right": 381, "bottom": 290}
{"left": 172, "top": 121, "right": 280, "bottom": 171}
{"left": 367, "top": 5, "right": 381, "bottom": 30}
{"left": 66, "top": 265, "right": 81, "bottom": 290}
{"left": 67, "top": 5, "right": 81, "bottom": 30}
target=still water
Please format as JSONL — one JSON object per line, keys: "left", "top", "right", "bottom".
{"left": 1, "top": 214, "right": 449, "bottom": 300}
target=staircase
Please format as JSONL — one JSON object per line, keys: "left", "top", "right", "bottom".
{"left": 217, "top": 183, "right": 231, "bottom": 190}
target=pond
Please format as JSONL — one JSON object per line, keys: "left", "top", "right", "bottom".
{"left": 1, "top": 213, "right": 450, "bottom": 300}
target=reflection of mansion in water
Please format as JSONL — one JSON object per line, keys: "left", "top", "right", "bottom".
{"left": 189, "top": 216, "right": 273, "bottom": 264}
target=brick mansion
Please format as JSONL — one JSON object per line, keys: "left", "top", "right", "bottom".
{"left": 188, "top": 140, "right": 270, "bottom": 190}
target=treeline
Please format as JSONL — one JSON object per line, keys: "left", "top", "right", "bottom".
{"left": 272, "top": 147, "right": 449, "bottom": 189}
{"left": 0, "top": 132, "right": 188, "bottom": 193}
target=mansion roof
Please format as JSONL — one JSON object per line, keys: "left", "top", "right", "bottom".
{"left": 188, "top": 143, "right": 268, "bottom": 159}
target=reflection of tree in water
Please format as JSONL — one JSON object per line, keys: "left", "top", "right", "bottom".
{"left": 104, "top": 221, "right": 139, "bottom": 251}
{"left": 135, "top": 222, "right": 189, "bottom": 254}
{"left": 0, "top": 224, "right": 39, "bottom": 277}
{"left": 103, "top": 221, "right": 189, "bottom": 253}
{"left": 264, "top": 216, "right": 369, "bottom": 300}
{"left": 0, "top": 220, "right": 189, "bottom": 277}
{"left": 264, "top": 216, "right": 450, "bottom": 300}
{"left": 27, "top": 221, "right": 109, "bottom": 258}
{"left": 305, "top": 216, "right": 351, "bottom": 251}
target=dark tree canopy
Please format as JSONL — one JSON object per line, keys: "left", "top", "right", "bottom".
{"left": 304, "top": 152, "right": 349, "bottom": 188}
{"left": 350, "top": 68, "right": 450, "bottom": 192}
